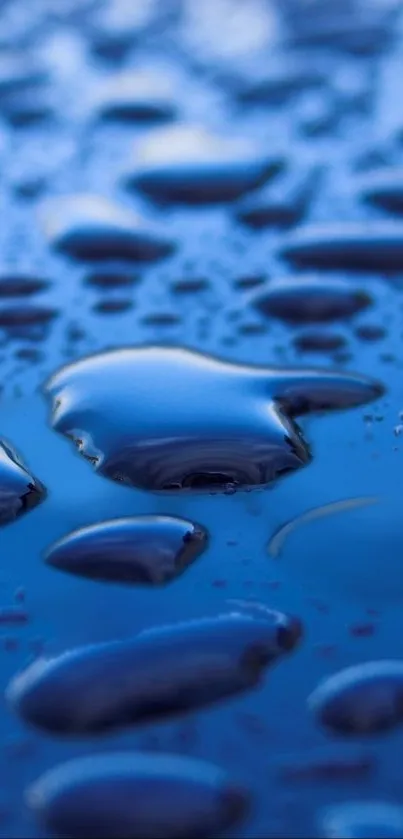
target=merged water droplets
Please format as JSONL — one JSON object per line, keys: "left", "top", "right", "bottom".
{"left": 45, "top": 516, "right": 208, "bottom": 586}
{"left": 7, "top": 609, "right": 302, "bottom": 735}
{"left": 251, "top": 278, "right": 371, "bottom": 324}
{"left": 0, "top": 440, "right": 46, "bottom": 525}
{"left": 44, "top": 346, "right": 382, "bottom": 493}
{"left": 309, "top": 661, "right": 403, "bottom": 735}
{"left": 124, "top": 125, "right": 283, "bottom": 204}
{"left": 28, "top": 752, "right": 249, "bottom": 839}
{"left": 41, "top": 195, "right": 175, "bottom": 262}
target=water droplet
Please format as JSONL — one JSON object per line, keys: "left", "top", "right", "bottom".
{"left": 125, "top": 124, "right": 283, "bottom": 204}
{"left": 355, "top": 323, "right": 386, "bottom": 343}
{"left": 41, "top": 195, "right": 175, "bottom": 262}
{"left": 0, "top": 440, "right": 46, "bottom": 525}
{"left": 277, "top": 746, "right": 375, "bottom": 783}
{"left": 45, "top": 516, "right": 208, "bottom": 586}
{"left": 0, "top": 87, "right": 53, "bottom": 127}
{"left": 293, "top": 330, "right": 346, "bottom": 353}
{"left": 95, "top": 71, "right": 177, "bottom": 123}
{"left": 252, "top": 279, "right": 371, "bottom": 324}
{"left": 0, "top": 306, "right": 57, "bottom": 328}
{"left": 8, "top": 609, "right": 301, "bottom": 734}
{"left": 0, "top": 53, "right": 47, "bottom": 96}
{"left": 44, "top": 346, "right": 382, "bottom": 493}
{"left": 321, "top": 801, "right": 403, "bottom": 838}
{"left": 359, "top": 168, "right": 403, "bottom": 214}
{"left": 28, "top": 752, "right": 249, "bottom": 839}
{"left": 84, "top": 270, "right": 139, "bottom": 289}
{"left": 141, "top": 311, "right": 180, "bottom": 327}
{"left": 0, "top": 276, "right": 49, "bottom": 297}
{"left": 0, "top": 606, "right": 28, "bottom": 625}
{"left": 236, "top": 165, "right": 320, "bottom": 228}
{"left": 233, "top": 274, "right": 266, "bottom": 291}
{"left": 281, "top": 222, "right": 403, "bottom": 270}
{"left": 93, "top": 299, "right": 133, "bottom": 315}
{"left": 309, "top": 660, "right": 403, "bottom": 735}
{"left": 171, "top": 277, "right": 209, "bottom": 293}
{"left": 234, "top": 59, "right": 325, "bottom": 106}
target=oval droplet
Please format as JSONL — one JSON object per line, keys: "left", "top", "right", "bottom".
{"left": 45, "top": 516, "right": 208, "bottom": 585}
{"left": 309, "top": 660, "right": 403, "bottom": 735}
{"left": 7, "top": 610, "right": 302, "bottom": 734}
{"left": 280, "top": 222, "right": 403, "bottom": 270}
{"left": 321, "top": 801, "right": 403, "bottom": 839}
{"left": 41, "top": 195, "right": 175, "bottom": 262}
{"left": 125, "top": 124, "right": 284, "bottom": 205}
{"left": 27, "top": 752, "right": 249, "bottom": 839}
{"left": 252, "top": 279, "right": 371, "bottom": 324}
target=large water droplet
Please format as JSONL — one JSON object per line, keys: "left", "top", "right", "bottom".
{"left": 44, "top": 346, "right": 382, "bottom": 493}
{"left": 8, "top": 610, "right": 302, "bottom": 734}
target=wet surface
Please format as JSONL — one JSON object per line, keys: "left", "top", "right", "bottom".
{"left": 1, "top": 0, "right": 403, "bottom": 836}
